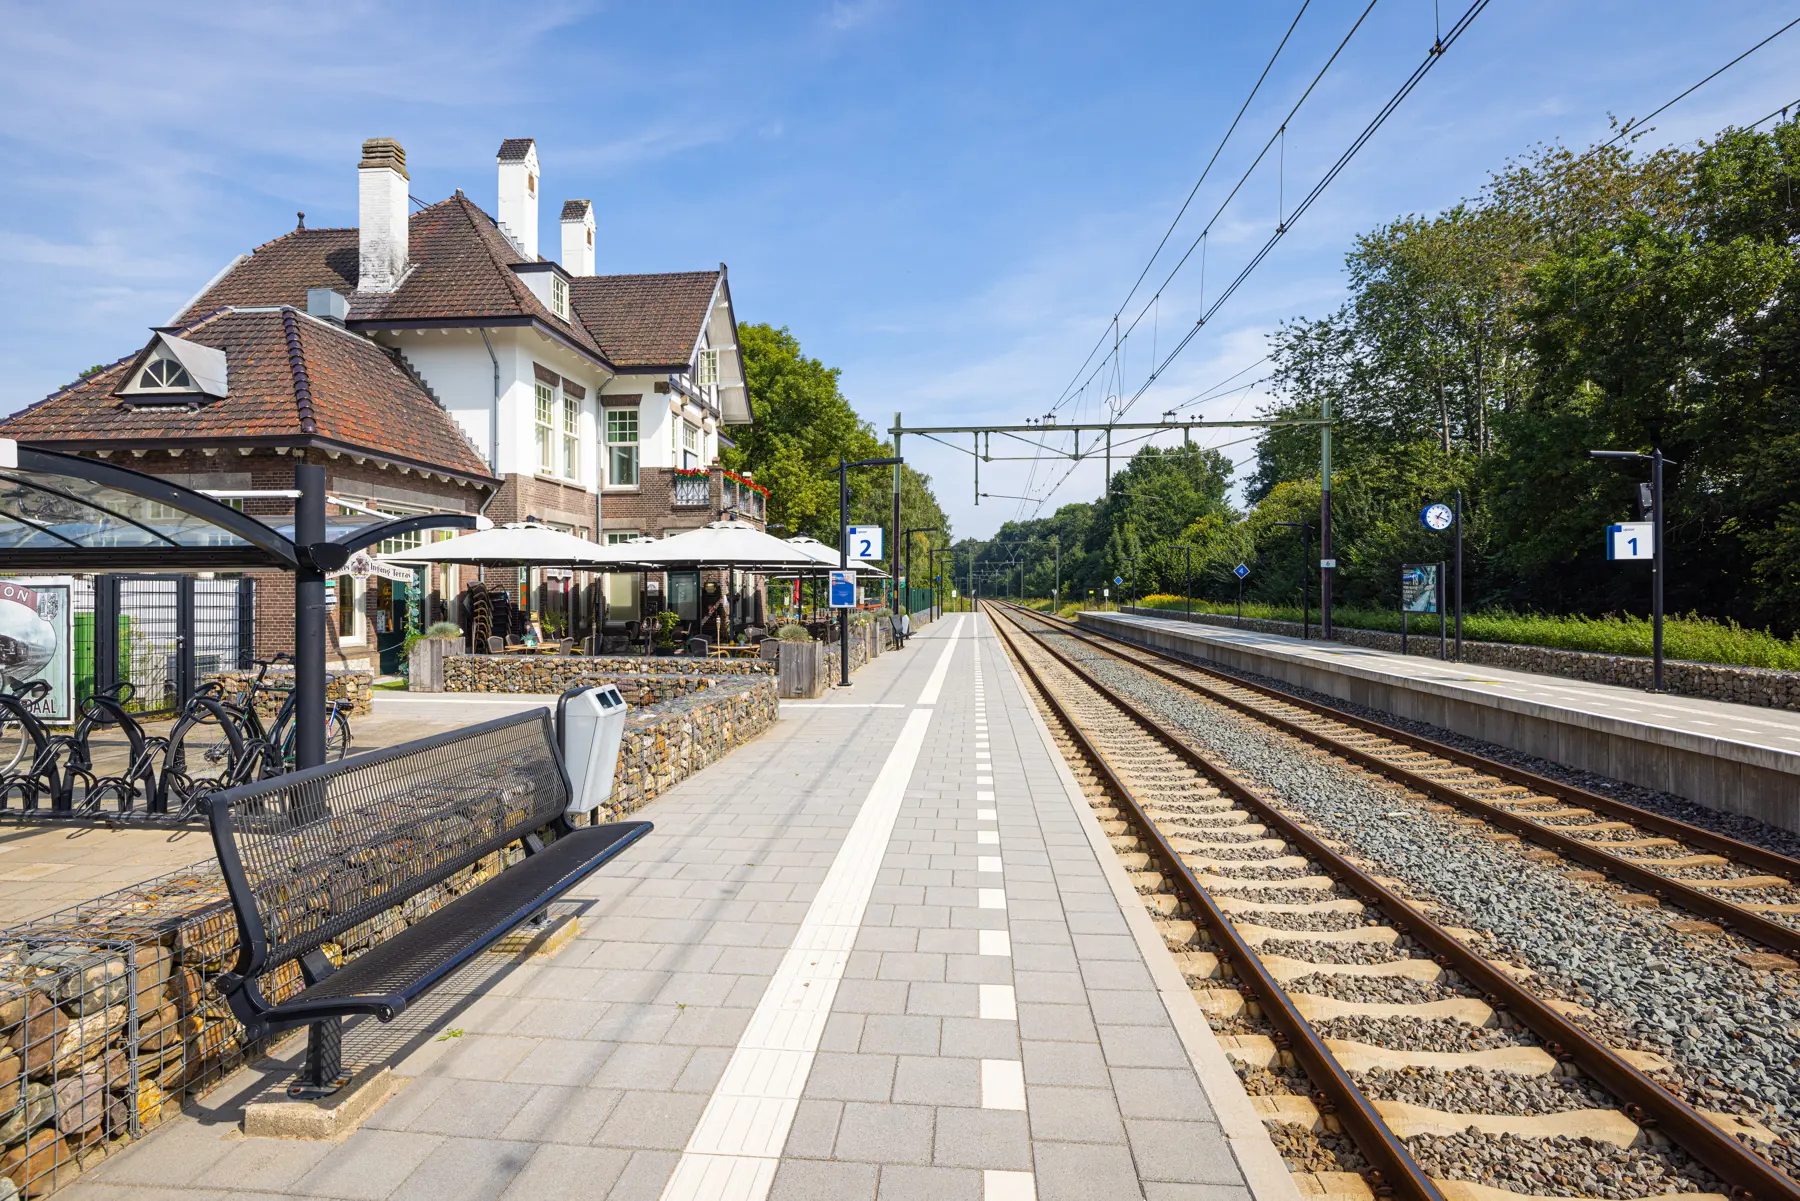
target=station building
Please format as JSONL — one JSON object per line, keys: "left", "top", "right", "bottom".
{"left": 0, "top": 137, "right": 759, "bottom": 676}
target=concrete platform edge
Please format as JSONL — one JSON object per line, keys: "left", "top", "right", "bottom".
{"left": 997, "top": 616, "right": 1304, "bottom": 1201}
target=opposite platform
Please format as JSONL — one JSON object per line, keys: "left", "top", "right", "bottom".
{"left": 66, "top": 612, "right": 1285, "bottom": 1201}
{"left": 1081, "top": 609, "right": 1800, "bottom": 834}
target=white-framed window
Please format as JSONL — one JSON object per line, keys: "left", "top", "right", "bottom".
{"left": 137, "top": 355, "right": 195, "bottom": 392}
{"left": 682, "top": 422, "right": 701, "bottom": 469}
{"left": 562, "top": 393, "right": 580, "bottom": 481}
{"left": 550, "top": 274, "right": 569, "bottom": 321}
{"left": 606, "top": 409, "right": 639, "bottom": 487}
{"left": 695, "top": 349, "right": 718, "bottom": 388}
{"left": 535, "top": 382, "right": 556, "bottom": 476}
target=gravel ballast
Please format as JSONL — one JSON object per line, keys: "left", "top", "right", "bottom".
{"left": 1040, "top": 629, "right": 1800, "bottom": 1131}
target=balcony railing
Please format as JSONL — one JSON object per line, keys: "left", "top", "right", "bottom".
{"left": 672, "top": 475, "right": 711, "bottom": 507}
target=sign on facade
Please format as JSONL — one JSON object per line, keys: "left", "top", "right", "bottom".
{"left": 846, "top": 526, "right": 883, "bottom": 561}
{"left": 1401, "top": 564, "right": 1439, "bottom": 614}
{"left": 1606, "top": 523, "right": 1654, "bottom": 561}
{"left": 829, "top": 569, "right": 857, "bottom": 608}
{"left": 0, "top": 579, "right": 73, "bottom": 724}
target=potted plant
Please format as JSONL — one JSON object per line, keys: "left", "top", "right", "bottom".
{"left": 772, "top": 624, "right": 826, "bottom": 697}
{"left": 406, "top": 621, "right": 465, "bottom": 692}
{"left": 653, "top": 610, "right": 680, "bottom": 654}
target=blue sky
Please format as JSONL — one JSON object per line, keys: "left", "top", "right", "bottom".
{"left": 2, "top": 1, "right": 1797, "bottom": 539}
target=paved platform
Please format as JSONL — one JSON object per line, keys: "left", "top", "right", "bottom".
{"left": 66, "top": 613, "right": 1288, "bottom": 1201}
{"left": 1082, "top": 609, "right": 1800, "bottom": 833}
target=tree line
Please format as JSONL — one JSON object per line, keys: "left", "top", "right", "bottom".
{"left": 974, "top": 116, "right": 1800, "bottom": 633}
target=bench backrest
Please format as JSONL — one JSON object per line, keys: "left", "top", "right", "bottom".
{"left": 206, "top": 709, "right": 570, "bottom": 984}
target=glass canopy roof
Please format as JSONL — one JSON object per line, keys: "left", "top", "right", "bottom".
{"left": 0, "top": 442, "right": 474, "bottom": 572}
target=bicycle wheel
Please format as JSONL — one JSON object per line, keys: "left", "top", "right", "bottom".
{"left": 328, "top": 707, "right": 352, "bottom": 760}
{"left": 0, "top": 714, "right": 28, "bottom": 775}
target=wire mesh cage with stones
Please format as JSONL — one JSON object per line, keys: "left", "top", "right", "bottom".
{"left": 0, "top": 938, "right": 150, "bottom": 1199}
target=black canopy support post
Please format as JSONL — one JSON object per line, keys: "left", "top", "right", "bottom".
{"left": 175, "top": 575, "right": 196, "bottom": 711}
{"left": 94, "top": 575, "right": 120, "bottom": 698}
{"left": 237, "top": 577, "right": 256, "bottom": 670}
{"left": 294, "top": 463, "right": 328, "bottom": 771}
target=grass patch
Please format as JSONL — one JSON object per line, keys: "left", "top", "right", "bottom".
{"left": 1131, "top": 595, "right": 1800, "bottom": 672}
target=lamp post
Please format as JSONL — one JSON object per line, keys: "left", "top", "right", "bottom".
{"left": 1589, "top": 448, "right": 1674, "bottom": 692}
{"left": 1177, "top": 544, "right": 1194, "bottom": 620}
{"left": 837, "top": 455, "right": 902, "bottom": 686}
{"left": 1272, "top": 521, "right": 1313, "bottom": 640}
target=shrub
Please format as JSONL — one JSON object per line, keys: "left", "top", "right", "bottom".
{"left": 1131, "top": 596, "right": 1800, "bottom": 671}
{"left": 653, "top": 611, "right": 680, "bottom": 649}
{"left": 777, "top": 624, "right": 812, "bottom": 642}
{"left": 423, "top": 621, "right": 462, "bottom": 638}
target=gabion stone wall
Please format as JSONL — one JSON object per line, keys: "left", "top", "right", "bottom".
{"left": 444, "top": 654, "right": 772, "bottom": 694}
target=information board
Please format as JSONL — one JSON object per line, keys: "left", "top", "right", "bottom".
{"left": 1401, "top": 564, "right": 1440, "bottom": 614}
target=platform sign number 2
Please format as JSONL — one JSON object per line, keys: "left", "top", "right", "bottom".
{"left": 846, "top": 526, "right": 883, "bottom": 561}
{"left": 1606, "top": 522, "right": 1653, "bottom": 561}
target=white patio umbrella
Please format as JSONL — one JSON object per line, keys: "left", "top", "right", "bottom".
{"left": 591, "top": 521, "right": 823, "bottom": 571}
{"left": 379, "top": 522, "right": 612, "bottom": 568}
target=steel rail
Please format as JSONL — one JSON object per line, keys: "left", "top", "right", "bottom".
{"left": 985, "top": 607, "right": 1446, "bottom": 1201}
{"left": 990, "top": 604, "right": 1800, "bottom": 1201}
{"left": 1011, "top": 605, "right": 1800, "bottom": 956}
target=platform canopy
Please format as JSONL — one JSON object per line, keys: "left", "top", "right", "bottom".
{"left": 0, "top": 440, "right": 484, "bottom": 572}
{"left": 592, "top": 521, "right": 822, "bottom": 571}
{"left": 379, "top": 521, "right": 611, "bottom": 569}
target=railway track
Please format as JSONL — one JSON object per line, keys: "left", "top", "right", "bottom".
{"left": 984, "top": 602, "right": 1799, "bottom": 1201}
{"left": 1006, "top": 603, "right": 1800, "bottom": 958}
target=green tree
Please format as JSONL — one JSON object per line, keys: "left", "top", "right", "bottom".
{"left": 724, "top": 323, "right": 950, "bottom": 564}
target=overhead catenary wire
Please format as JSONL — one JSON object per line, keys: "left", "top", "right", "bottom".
{"left": 1599, "top": 15, "right": 1800, "bottom": 150}
{"left": 1047, "top": 0, "right": 1316, "bottom": 415}
{"left": 1059, "top": 0, "right": 1385, "bottom": 419}
{"left": 1113, "top": 0, "right": 1490, "bottom": 421}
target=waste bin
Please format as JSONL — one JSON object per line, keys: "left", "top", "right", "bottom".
{"left": 557, "top": 684, "right": 627, "bottom": 815}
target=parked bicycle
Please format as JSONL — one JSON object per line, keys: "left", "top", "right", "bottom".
{"left": 164, "top": 656, "right": 351, "bottom": 799}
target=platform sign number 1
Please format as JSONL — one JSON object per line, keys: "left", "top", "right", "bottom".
{"left": 1606, "top": 522, "right": 1653, "bottom": 561}
{"left": 846, "top": 526, "right": 883, "bottom": 560}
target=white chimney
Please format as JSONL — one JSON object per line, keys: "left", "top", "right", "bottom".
{"left": 496, "top": 137, "right": 540, "bottom": 260}
{"left": 357, "top": 138, "right": 410, "bottom": 293}
{"left": 561, "top": 199, "right": 595, "bottom": 276}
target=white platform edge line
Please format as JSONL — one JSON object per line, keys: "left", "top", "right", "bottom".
{"left": 661, "top": 706, "right": 937, "bottom": 1201}
{"left": 989, "top": 611, "right": 1302, "bottom": 1201}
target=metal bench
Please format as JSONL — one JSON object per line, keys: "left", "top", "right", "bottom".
{"left": 205, "top": 709, "right": 651, "bottom": 1097}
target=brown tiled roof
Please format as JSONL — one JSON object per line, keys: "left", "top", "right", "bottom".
{"left": 496, "top": 138, "right": 535, "bottom": 162}
{"left": 0, "top": 308, "right": 493, "bottom": 480}
{"left": 569, "top": 271, "right": 719, "bottom": 368}
{"left": 178, "top": 196, "right": 607, "bottom": 362}
{"left": 561, "top": 199, "right": 591, "bottom": 221}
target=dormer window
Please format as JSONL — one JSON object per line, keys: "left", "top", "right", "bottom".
{"left": 117, "top": 332, "right": 228, "bottom": 403}
{"left": 550, "top": 275, "right": 569, "bottom": 320}
{"left": 138, "top": 356, "right": 195, "bottom": 392}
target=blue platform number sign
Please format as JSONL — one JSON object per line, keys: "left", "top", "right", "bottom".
{"left": 1113, "top": 575, "right": 1124, "bottom": 586}
{"left": 1401, "top": 565, "right": 1439, "bottom": 614}
{"left": 846, "top": 526, "right": 883, "bottom": 561}
{"left": 829, "top": 569, "right": 857, "bottom": 608}
{"left": 1420, "top": 503, "right": 1455, "bottom": 531}
{"left": 1233, "top": 563, "right": 1250, "bottom": 580}
{"left": 1607, "top": 522, "right": 1654, "bottom": 561}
